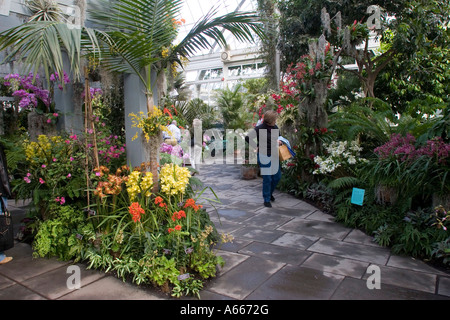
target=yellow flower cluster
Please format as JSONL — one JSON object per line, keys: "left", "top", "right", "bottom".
{"left": 24, "top": 135, "right": 63, "bottom": 164}
{"left": 130, "top": 107, "right": 171, "bottom": 143}
{"left": 161, "top": 47, "right": 170, "bottom": 58}
{"left": 126, "top": 170, "right": 154, "bottom": 201}
{"left": 159, "top": 163, "right": 191, "bottom": 196}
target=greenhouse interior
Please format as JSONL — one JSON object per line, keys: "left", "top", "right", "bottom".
{"left": 0, "top": 0, "right": 448, "bottom": 303}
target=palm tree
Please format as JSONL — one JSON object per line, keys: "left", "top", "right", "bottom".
{"left": 89, "top": 0, "right": 264, "bottom": 112}
{"left": 88, "top": 0, "right": 264, "bottom": 189}
{"left": 0, "top": 15, "right": 106, "bottom": 86}
{"left": 0, "top": 0, "right": 264, "bottom": 191}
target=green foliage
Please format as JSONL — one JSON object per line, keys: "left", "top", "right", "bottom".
{"left": 277, "top": 0, "right": 408, "bottom": 69}
{"left": 329, "top": 100, "right": 395, "bottom": 147}
{"left": 181, "top": 98, "right": 218, "bottom": 130}
{"left": 33, "top": 205, "right": 94, "bottom": 260}
{"left": 190, "top": 249, "right": 224, "bottom": 280}
{"left": 432, "top": 238, "right": 450, "bottom": 265}
{"left": 172, "top": 277, "right": 204, "bottom": 299}
{"left": 216, "top": 84, "right": 251, "bottom": 130}
{"left": 11, "top": 134, "right": 87, "bottom": 219}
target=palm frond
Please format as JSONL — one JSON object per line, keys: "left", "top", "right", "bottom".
{"left": 0, "top": 21, "right": 105, "bottom": 82}
{"left": 173, "top": 8, "right": 264, "bottom": 59}
{"left": 89, "top": 0, "right": 183, "bottom": 85}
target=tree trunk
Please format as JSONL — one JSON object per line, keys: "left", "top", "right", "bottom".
{"left": 363, "top": 72, "right": 377, "bottom": 98}
{"left": 301, "top": 79, "right": 329, "bottom": 155}
{"left": 299, "top": 79, "right": 329, "bottom": 184}
{"left": 145, "top": 92, "right": 160, "bottom": 193}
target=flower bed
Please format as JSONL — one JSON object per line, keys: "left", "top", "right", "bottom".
{"left": 20, "top": 154, "right": 225, "bottom": 298}
{"left": 9, "top": 118, "right": 224, "bottom": 298}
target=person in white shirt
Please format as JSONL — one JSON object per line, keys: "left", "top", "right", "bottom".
{"left": 164, "top": 120, "right": 182, "bottom": 145}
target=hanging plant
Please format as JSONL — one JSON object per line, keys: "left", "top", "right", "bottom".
{"left": 130, "top": 107, "right": 171, "bottom": 143}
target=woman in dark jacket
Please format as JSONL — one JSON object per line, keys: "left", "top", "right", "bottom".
{"left": 246, "top": 110, "right": 282, "bottom": 208}
{"left": 0, "top": 142, "right": 13, "bottom": 264}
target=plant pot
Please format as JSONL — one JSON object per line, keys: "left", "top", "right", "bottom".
{"left": 375, "top": 185, "right": 398, "bottom": 205}
{"left": 241, "top": 166, "right": 259, "bottom": 180}
{"left": 432, "top": 193, "right": 450, "bottom": 210}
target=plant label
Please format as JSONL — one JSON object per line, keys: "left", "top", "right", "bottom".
{"left": 351, "top": 188, "right": 365, "bottom": 206}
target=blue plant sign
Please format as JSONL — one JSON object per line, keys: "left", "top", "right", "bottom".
{"left": 351, "top": 188, "right": 365, "bottom": 206}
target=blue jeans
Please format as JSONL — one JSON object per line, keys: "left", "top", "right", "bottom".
{"left": 258, "top": 154, "right": 281, "bottom": 203}
{"left": 0, "top": 197, "right": 7, "bottom": 261}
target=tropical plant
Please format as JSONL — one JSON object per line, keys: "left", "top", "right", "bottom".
{"left": 24, "top": 0, "right": 66, "bottom": 22}
{"left": 88, "top": 0, "right": 264, "bottom": 188}
{"left": 216, "top": 84, "right": 249, "bottom": 130}
{"left": 0, "top": 17, "right": 106, "bottom": 87}
{"left": 13, "top": 134, "right": 87, "bottom": 219}
{"left": 181, "top": 98, "right": 218, "bottom": 130}
{"left": 89, "top": 0, "right": 264, "bottom": 113}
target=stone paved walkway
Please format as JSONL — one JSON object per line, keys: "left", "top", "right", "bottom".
{"left": 0, "top": 162, "right": 449, "bottom": 301}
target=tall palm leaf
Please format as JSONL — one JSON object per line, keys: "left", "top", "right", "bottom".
{"left": 0, "top": 20, "right": 108, "bottom": 83}
{"left": 88, "top": 0, "right": 263, "bottom": 191}
{"left": 89, "top": 0, "right": 264, "bottom": 111}
{"left": 173, "top": 8, "right": 264, "bottom": 60}
{"left": 89, "top": 0, "right": 182, "bottom": 99}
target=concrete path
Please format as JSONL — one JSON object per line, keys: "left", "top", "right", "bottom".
{"left": 0, "top": 162, "right": 449, "bottom": 301}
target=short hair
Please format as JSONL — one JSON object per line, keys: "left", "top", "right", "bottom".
{"left": 171, "top": 120, "right": 177, "bottom": 126}
{"left": 263, "top": 110, "right": 278, "bottom": 125}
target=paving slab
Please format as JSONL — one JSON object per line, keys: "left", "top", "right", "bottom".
{"left": 0, "top": 274, "right": 15, "bottom": 290}
{"left": 387, "top": 254, "right": 449, "bottom": 275}
{"left": 0, "top": 243, "right": 71, "bottom": 283}
{"left": 271, "top": 232, "right": 319, "bottom": 250}
{"left": 343, "top": 229, "right": 381, "bottom": 247}
{"left": 302, "top": 253, "right": 370, "bottom": 279}
{"left": 58, "top": 276, "right": 166, "bottom": 300}
{"left": 20, "top": 263, "right": 107, "bottom": 300}
{"left": 0, "top": 283, "right": 47, "bottom": 300}
{"left": 278, "top": 218, "right": 352, "bottom": 240}
{"left": 209, "top": 218, "right": 243, "bottom": 234}
{"left": 206, "top": 256, "right": 285, "bottom": 300}
{"left": 241, "top": 211, "right": 294, "bottom": 229}
{"left": 361, "top": 264, "right": 437, "bottom": 294}
{"left": 238, "top": 241, "right": 311, "bottom": 265}
{"left": 304, "top": 210, "right": 335, "bottom": 222}
{"left": 215, "top": 208, "right": 259, "bottom": 223}
{"left": 331, "top": 277, "right": 448, "bottom": 300}
{"left": 214, "top": 250, "right": 250, "bottom": 275}
{"left": 214, "top": 238, "right": 253, "bottom": 253}
{"left": 256, "top": 206, "right": 313, "bottom": 218}
{"left": 307, "top": 238, "right": 391, "bottom": 265}
{"left": 247, "top": 266, "right": 345, "bottom": 300}
{"left": 438, "top": 276, "right": 450, "bottom": 297}
{"left": 268, "top": 194, "right": 304, "bottom": 208}
{"left": 292, "top": 200, "right": 322, "bottom": 212}
{"left": 232, "top": 226, "right": 285, "bottom": 243}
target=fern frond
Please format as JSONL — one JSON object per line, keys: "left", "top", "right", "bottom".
{"left": 328, "top": 176, "right": 361, "bottom": 190}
